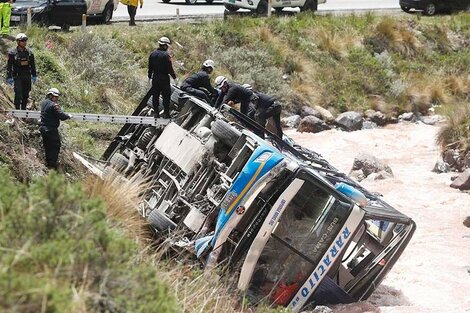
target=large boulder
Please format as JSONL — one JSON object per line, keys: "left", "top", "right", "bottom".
{"left": 313, "top": 105, "right": 335, "bottom": 122}
{"left": 335, "top": 111, "right": 363, "bottom": 131}
{"left": 464, "top": 217, "right": 470, "bottom": 228}
{"left": 362, "top": 121, "right": 378, "bottom": 130}
{"left": 281, "top": 115, "right": 301, "bottom": 128}
{"left": 365, "top": 109, "right": 387, "bottom": 126}
{"left": 443, "top": 149, "right": 460, "bottom": 169}
{"left": 300, "top": 106, "right": 322, "bottom": 118}
{"left": 432, "top": 159, "right": 450, "bottom": 174}
{"left": 350, "top": 153, "right": 393, "bottom": 179}
{"left": 450, "top": 169, "right": 470, "bottom": 190}
{"left": 298, "top": 116, "right": 331, "bottom": 133}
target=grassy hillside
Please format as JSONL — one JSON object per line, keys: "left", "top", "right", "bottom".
{"left": 1, "top": 12, "right": 470, "bottom": 312}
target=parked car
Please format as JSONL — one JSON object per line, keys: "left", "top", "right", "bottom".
{"left": 85, "top": 0, "right": 119, "bottom": 24}
{"left": 11, "top": 0, "right": 87, "bottom": 29}
{"left": 76, "top": 87, "right": 416, "bottom": 312}
{"left": 11, "top": 0, "right": 117, "bottom": 29}
{"left": 224, "top": 0, "right": 326, "bottom": 15}
{"left": 400, "top": 0, "right": 470, "bottom": 16}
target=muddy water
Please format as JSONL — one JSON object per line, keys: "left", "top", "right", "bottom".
{"left": 287, "top": 122, "right": 470, "bottom": 313}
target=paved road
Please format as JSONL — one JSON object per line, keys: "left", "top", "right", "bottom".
{"left": 112, "top": 0, "right": 400, "bottom": 19}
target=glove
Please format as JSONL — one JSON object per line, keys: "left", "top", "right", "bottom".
{"left": 6, "top": 78, "right": 13, "bottom": 86}
{"left": 68, "top": 114, "right": 73, "bottom": 119}
{"left": 31, "top": 76, "right": 37, "bottom": 84}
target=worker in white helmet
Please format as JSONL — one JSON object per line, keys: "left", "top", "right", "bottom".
{"left": 6, "top": 33, "right": 37, "bottom": 110}
{"left": 39, "top": 88, "right": 72, "bottom": 169}
{"left": 148, "top": 36, "right": 176, "bottom": 119}
{"left": 214, "top": 76, "right": 258, "bottom": 116}
{"left": 180, "top": 59, "right": 217, "bottom": 105}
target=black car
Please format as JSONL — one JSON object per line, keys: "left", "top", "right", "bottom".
{"left": 11, "top": 0, "right": 87, "bottom": 30}
{"left": 400, "top": 0, "right": 470, "bottom": 15}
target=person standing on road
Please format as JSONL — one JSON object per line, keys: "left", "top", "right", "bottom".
{"left": 214, "top": 76, "right": 258, "bottom": 116}
{"left": 242, "top": 84, "right": 283, "bottom": 138}
{"left": 6, "top": 33, "right": 37, "bottom": 110}
{"left": 39, "top": 88, "right": 72, "bottom": 170}
{"left": 180, "top": 59, "right": 217, "bottom": 105}
{"left": 120, "top": 0, "right": 143, "bottom": 26}
{"left": 148, "top": 37, "right": 176, "bottom": 118}
{"left": 0, "top": 0, "right": 14, "bottom": 36}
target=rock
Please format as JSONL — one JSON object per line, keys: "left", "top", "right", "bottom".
{"left": 432, "top": 159, "right": 450, "bottom": 173}
{"left": 281, "top": 115, "right": 301, "bottom": 128}
{"left": 399, "top": 112, "right": 414, "bottom": 121}
{"left": 349, "top": 169, "right": 365, "bottom": 182}
{"left": 464, "top": 152, "right": 470, "bottom": 169}
{"left": 375, "top": 170, "right": 394, "bottom": 180}
{"left": 362, "top": 121, "right": 378, "bottom": 130}
{"left": 300, "top": 106, "right": 321, "bottom": 118}
{"left": 307, "top": 306, "right": 333, "bottom": 313}
{"left": 313, "top": 105, "right": 335, "bottom": 122}
{"left": 351, "top": 153, "right": 393, "bottom": 177}
{"left": 335, "top": 111, "right": 363, "bottom": 131}
{"left": 443, "top": 149, "right": 459, "bottom": 168}
{"left": 297, "top": 116, "right": 331, "bottom": 133}
{"left": 450, "top": 169, "right": 470, "bottom": 190}
{"left": 421, "top": 115, "right": 445, "bottom": 125}
{"left": 365, "top": 109, "right": 387, "bottom": 126}
{"left": 464, "top": 217, "right": 470, "bottom": 228}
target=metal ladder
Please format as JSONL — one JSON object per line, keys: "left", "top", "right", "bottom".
{"left": 6, "top": 110, "right": 170, "bottom": 127}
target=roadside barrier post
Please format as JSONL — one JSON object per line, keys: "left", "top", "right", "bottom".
{"left": 267, "top": 0, "right": 272, "bottom": 17}
{"left": 81, "top": 14, "right": 86, "bottom": 32}
{"left": 27, "top": 8, "right": 32, "bottom": 27}
{"left": 176, "top": 8, "right": 180, "bottom": 23}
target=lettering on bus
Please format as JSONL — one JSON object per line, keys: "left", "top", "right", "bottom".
{"left": 311, "top": 217, "right": 339, "bottom": 255}
{"left": 268, "top": 199, "right": 286, "bottom": 226}
{"left": 290, "top": 226, "right": 351, "bottom": 309}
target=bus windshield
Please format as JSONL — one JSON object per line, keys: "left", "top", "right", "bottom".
{"left": 246, "top": 172, "right": 352, "bottom": 306}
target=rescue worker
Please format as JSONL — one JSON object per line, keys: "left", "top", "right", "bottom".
{"left": 214, "top": 76, "right": 258, "bottom": 117}
{"left": 39, "top": 88, "right": 72, "bottom": 169}
{"left": 6, "top": 33, "right": 37, "bottom": 110}
{"left": 180, "top": 59, "right": 217, "bottom": 105}
{"left": 120, "top": 0, "right": 143, "bottom": 26}
{"left": 148, "top": 37, "right": 176, "bottom": 118}
{"left": 243, "top": 84, "right": 283, "bottom": 138}
{"left": 0, "top": 0, "right": 13, "bottom": 36}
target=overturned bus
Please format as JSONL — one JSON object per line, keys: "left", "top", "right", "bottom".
{"left": 78, "top": 87, "right": 416, "bottom": 312}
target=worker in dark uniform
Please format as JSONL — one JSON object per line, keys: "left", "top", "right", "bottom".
{"left": 243, "top": 84, "right": 283, "bottom": 138}
{"left": 148, "top": 36, "right": 176, "bottom": 118}
{"left": 6, "top": 33, "right": 37, "bottom": 110}
{"left": 214, "top": 76, "right": 258, "bottom": 116}
{"left": 180, "top": 59, "right": 217, "bottom": 105}
{"left": 39, "top": 88, "right": 72, "bottom": 169}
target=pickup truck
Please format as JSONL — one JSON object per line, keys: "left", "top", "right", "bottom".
{"left": 77, "top": 87, "right": 416, "bottom": 312}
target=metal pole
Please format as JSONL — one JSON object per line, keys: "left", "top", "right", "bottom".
{"left": 27, "top": 7, "right": 32, "bottom": 27}
{"left": 267, "top": 0, "right": 272, "bottom": 17}
{"left": 81, "top": 14, "right": 86, "bottom": 32}
{"left": 176, "top": 8, "right": 180, "bottom": 23}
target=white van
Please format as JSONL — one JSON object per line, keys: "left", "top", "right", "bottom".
{"left": 86, "top": 0, "right": 119, "bottom": 23}
{"left": 224, "top": 0, "right": 326, "bottom": 15}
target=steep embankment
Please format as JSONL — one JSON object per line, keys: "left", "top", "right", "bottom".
{"left": 289, "top": 122, "right": 470, "bottom": 313}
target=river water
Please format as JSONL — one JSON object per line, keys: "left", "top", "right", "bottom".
{"left": 288, "top": 122, "right": 470, "bottom": 313}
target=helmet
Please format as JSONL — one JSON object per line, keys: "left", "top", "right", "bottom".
{"left": 47, "top": 88, "right": 61, "bottom": 97}
{"left": 202, "top": 59, "right": 215, "bottom": 69}
{"left": 215, "top": 76, "right": 227, "bottom": 88}
{"left": 158, "top": 36, "right": 171, "bottom": 46}
{"left": 242, "top": 83, "right": 252, "bottom": 90}
{"left": 16, "top": 33, "right": 28, "bottom": 41}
